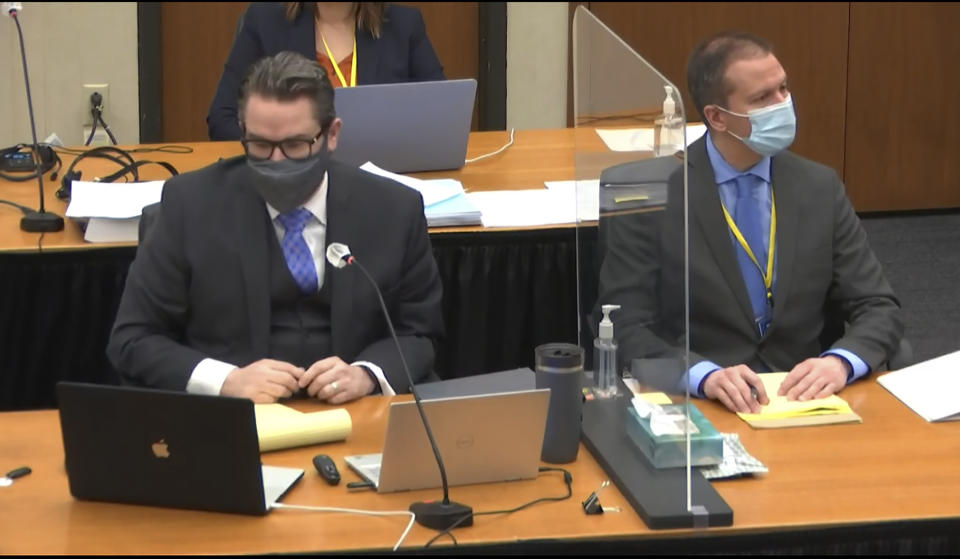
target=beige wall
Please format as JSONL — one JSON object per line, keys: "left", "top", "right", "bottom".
{"left": 0, "top": 2, "right": 139, "bottom": 148}
{"left": 506, "top": 2, "right": 568, "bottom": 130}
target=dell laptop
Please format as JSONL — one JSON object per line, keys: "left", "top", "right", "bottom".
{"left": 332, "top": 78, "right": 477, "bottom": 173}
{"left": 345, "top": 389, "right": 550, "bottom": 493}
{"left": 56, "top": 382, "right": 303, "bottom": 515}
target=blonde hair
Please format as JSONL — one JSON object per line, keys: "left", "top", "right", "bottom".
{"left": 284, "top": 2, "right": 386, "bottom": 38}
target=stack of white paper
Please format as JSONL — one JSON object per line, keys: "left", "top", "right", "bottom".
{"left": 544, "top": 179, "right": 600, "bottom": 222}
{"left": 595, "top": 123, "right": 708, "bottom": 152}
{"left": 64, "top": 180, "right": 166, "bottom": 243}
{"left": 359, "top": 162, "right": 481, "bottom": 227}
{"left": 466, "top": 189, "right": 578, "bottom": 228}
{"left": 878, "top": 350, "right": 960, "bottom": 422}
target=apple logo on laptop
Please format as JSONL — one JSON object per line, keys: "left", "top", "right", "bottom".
{"left": 151, "top": 439, "right": 170, "bottom": 459}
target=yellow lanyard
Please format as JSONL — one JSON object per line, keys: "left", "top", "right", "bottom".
{"left": 320, "top": 34, "right": 357, "bottom": 88}
{"left": 720, "top": 188, "right": 777, "bottom": 305}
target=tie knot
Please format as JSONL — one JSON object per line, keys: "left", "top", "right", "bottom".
{"left": 734, "top": 174, "right": 756, "bottom": 200}
{"left": 276, "top": 207, "right": 313, "bottom": 234}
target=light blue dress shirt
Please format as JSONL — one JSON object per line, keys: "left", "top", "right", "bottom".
{"left": 686, "top": 135, "right": 868, "bottom": 397}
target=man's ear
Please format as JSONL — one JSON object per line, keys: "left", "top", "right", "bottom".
{"left": 325, "top": 117, "right": 343, "bottom": 151}
{"left": 703, "top": 105, "right": 727, "bottom": 132}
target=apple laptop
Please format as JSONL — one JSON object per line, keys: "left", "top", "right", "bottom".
{"left": 332, "top": 78, "right": 477, "bottom": 173}
{"left": 56, "top": 382, "right": 303, "bottom": 516}
{"left": 345, "top": 389, "right": 550, "bottom": 493}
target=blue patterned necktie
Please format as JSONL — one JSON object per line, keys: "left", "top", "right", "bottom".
{"left": 275, "top": 208, "right": 319, "bottom": 294}
{"left": 733, "top": 174, "right": 770, "bottom": 324}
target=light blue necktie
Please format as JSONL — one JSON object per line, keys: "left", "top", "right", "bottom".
{"left": 275, "top": 208, "right": 318, "bottom": 294}
{"left": 732, "top": 174, "right": 771, "bottom": 326}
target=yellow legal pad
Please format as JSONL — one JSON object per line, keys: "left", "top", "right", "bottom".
{"left": 254, "top": 404, "right": 352, "bottom": 452}
{"left": 737, "top": 372, "right": 862, "bottom": 428}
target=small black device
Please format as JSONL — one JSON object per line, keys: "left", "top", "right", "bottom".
{"left": 312, "top": 454, "right": 340, "bottom": 485}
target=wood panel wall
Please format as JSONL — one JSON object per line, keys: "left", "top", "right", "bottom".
{"left": 159, "top": 2, "right": 479, "bottom": 142}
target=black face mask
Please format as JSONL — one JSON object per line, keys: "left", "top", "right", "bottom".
{"left": 245, "top": 137, "right": 330, "bottom": 214}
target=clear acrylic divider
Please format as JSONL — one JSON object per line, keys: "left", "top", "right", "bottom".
{"left": 573, "top": 6, "right": 723, "bottom": 529}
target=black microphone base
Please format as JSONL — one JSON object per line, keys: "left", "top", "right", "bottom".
{"left": 409, "top": 500, "right": 473, "bottom": 531}
{"left": 20, "top": 211, "right": 64, "bottom": 232}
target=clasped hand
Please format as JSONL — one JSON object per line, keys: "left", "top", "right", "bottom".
{"left": 221, "top": 357, "right": 375, "bottom": 404}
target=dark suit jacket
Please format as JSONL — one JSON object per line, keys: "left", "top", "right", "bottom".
{"left": 107, "top": 157, "right": 445, "bottom": 393}
{"left": 597, "top": 135, "right": 903, "bottom": 382}
{"left": 207, "top": 3, "right": 446, "bottom": 140}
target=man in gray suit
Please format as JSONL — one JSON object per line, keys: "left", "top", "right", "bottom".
{"left": 597, "top": 32, "right": 903, "bottom": 413}
{"left": 108, "top": 52, "right": 444, "bottom": 404}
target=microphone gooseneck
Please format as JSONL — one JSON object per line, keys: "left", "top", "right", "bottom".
{"left": 9, "top": 7, "right": 64, "bottom": 233}
{"left": 327, "top": 242, "right": 472, "bottom": 531}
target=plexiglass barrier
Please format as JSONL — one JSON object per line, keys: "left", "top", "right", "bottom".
{"left": 573, "top": 6, "right": 730, "bottom": 529}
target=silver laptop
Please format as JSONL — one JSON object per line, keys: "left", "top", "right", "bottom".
{"left": 56, "top": 382, "right": 303, "bottom": 516}
{"left": 332, "top": 78, "right": 477, "bottom": 173}
{"left": 345, "top": 389, "right": 550, "bottom": 493}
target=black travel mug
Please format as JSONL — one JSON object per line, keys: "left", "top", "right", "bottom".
{"left": 535, "top": 343, "right": 585, "bottom": 463}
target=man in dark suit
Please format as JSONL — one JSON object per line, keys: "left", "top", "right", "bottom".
{"left": 108, "top": 51, "right": 444, "bottom": 404}
{"left": 207, "top": 2, "right": 445, "bottom": 141}
{"left": 597, "top": 32, "right": 903, "bottom": 413}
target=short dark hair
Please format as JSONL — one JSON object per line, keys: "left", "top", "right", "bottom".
{"left": 238, "top": 51, "right": 336, "bottom": 132}
{"left": 686, "top": 32, "right": 774, "bottom": 125}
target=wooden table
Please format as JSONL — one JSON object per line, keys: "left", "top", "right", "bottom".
{"left": 0, "top": 129, "right": 592, "bottom": 252}
{"left": 1, "top": 378, "right": 957, "bottom": 554}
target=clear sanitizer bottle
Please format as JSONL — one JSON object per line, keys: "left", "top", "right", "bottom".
{"left": 593, "top": 304, "right": 621, "bottom": 399}
{"left": 654, "top": 85, "right": 683, "bottom": 157}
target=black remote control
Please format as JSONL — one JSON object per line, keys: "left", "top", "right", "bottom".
{"left": 312, "top": 454, "right": 340, "bottom": 485}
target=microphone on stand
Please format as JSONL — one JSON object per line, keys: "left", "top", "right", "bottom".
{"left": 4, "top": 2, "right": 64, "bottom": 232}
{"left": 326, "top": 242, "right": 473, "bottom": 531}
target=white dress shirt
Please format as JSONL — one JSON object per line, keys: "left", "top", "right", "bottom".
{"left": 186, "top": 173, "right": 395, "bottom": 397}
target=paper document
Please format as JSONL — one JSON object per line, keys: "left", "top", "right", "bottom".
{"left": 359, "top": 161, "right": 463, "bottom": 207}
{"left": 737, "top": 372, "right": 861, "bottom": 428}
{"left": 466, "top": 189, "right": 577, "bottom": 228}
{"left": 83, "top": 217, "right": 140, "bottom": 243}
{"left": 544, "top": 180, "right": 600, "bottom": 221}
{"left": 254, "top": 404, "right": 352, "bottom": 452}
{"left": 877, "top": 350, "right": 960, "bottom": 422}
{"left": 65, "top": 180, "right": 165, "bottom": 219}
{"left": 595, "top": 123, "right": 707, "bottom": 152}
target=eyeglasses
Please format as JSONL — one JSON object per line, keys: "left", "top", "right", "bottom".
{"left": 240, "top": 131, "right": 323, "bottom": 161}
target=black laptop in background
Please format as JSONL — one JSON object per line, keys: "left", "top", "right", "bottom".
{"left": 56, "top": 382, "right": 303, "bottom": 516}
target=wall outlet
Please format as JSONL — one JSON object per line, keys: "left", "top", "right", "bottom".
{"left": 82, "top": 83, "right": 109, "bottom": 125}
{"left": 82, "top": 125, "right": 111, "bottom": 147}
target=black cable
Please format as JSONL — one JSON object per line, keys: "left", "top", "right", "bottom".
{"left": 55, "top": 145, "right": 194, "bottom": 156}
{"left": 423, "top": 467, "right": 574, "bottom": 549}
{"left": 96, "top": 111, "right": 119, "bottom": 145}
{"left": 0, "top": 199, "right": 34, "bottom": 214}
{"left": 84, "top": 107, "right": 99, "bottom": 146}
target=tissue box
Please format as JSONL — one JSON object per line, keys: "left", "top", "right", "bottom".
{"left": 626, "top": 403, "right": 723, "bottom": 469}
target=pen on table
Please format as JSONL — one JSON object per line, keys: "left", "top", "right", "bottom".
{"left": 0, "top": 466, "right": 31, "bottom": 487}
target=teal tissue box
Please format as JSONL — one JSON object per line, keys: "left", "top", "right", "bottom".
{"left": 626, "top": 404, "right": 723, "bottom": 469}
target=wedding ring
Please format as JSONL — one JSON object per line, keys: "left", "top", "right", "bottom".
{"left": 330, "top": 381, "right": 338, "bottom": 392}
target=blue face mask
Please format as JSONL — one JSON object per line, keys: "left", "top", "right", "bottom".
{"left": 719, "top": 95, "right": 796, "bottom": 157}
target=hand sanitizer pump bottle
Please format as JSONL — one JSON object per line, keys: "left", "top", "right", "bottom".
{"left": 654, "top": 85, "right": 683, "bottom": 157}
{"left": 593, "top": 304, "right": 621, "bottom": 399}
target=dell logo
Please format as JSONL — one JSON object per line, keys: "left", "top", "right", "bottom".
{"left": 455, "top": 434, "right": 474, "bottom": 449}
{"left": 151, "top": 439, "right": 170, "bottom": 458}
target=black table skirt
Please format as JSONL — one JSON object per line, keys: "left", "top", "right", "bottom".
{"left": 0, "top": 228, "right": 597, "bottom": 410}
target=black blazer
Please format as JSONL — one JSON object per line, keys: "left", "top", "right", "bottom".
{"left": 597, "top": 135, "right": 903, "bottom": 380}
{"left": 207, "top": 3, "right": 446, "bottom": 140}
{"left": 107, "top": 157, "right": 445, "bottom": 393}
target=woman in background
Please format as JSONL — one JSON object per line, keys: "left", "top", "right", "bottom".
{"left": 207, "top": 2, "right": 445, "bottom": 140}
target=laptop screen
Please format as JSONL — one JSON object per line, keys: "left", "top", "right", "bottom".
{"left": 332, "top": 79, "right": 477, "bottom": 173}
{"left": 56, "top": 382, "right": 302, "bottom": 515}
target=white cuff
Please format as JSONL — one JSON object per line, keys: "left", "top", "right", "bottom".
{"left": 186, "top": 358, "right": 238, "bottom": 396}
{"left": 352, "top": 361, "right": 395, "bottom": 396}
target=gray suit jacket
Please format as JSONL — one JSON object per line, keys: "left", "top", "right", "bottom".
{"left": 107, "top": 157, "right": 444, "bottom": 392}
{"left": 597, "top": 135, "right": 903, "bottom": 382}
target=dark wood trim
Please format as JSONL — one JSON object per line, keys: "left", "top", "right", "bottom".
{"left": 137, "top": 2, "right": 163, "bottom": 144}
{"left": 478, "top": 2, "right": 507, "bottom": 131}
